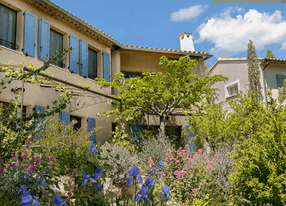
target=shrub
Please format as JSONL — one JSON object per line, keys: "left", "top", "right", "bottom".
{"left": 139, "top": 134, "right": 174, "bottom": 173}
{"left": 162, "top": 146, "right": 231, "bottom": 205}
{"left": 99, "top": 142, "right": 140, "bottom": 188}
{"left": 38, "top": 118, "right": 92, "bottom": 175}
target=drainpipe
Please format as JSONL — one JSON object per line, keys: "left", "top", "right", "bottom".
{"left": 262, "top": 61, "right": 269, "bottom": 103}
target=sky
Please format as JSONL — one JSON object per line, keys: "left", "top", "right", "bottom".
{"left": 52, "top": 0, "right": 286, "bottom": 71}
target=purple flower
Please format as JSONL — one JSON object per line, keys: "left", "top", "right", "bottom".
{"left": 17, "top": 185, "right": 27, "bottom": 195}
{"left": 82, "top": 172, "right": 96, "bottom": 186}
{"left": 86, "top": 142, "right": 97, "bottom": 155}
{"left": 96, "top": 184, "right": 103, "bottom": 193}
{"left": 54, "top": 196, "right": 65, "bottom": 206}
{"left": 126, "top": 165, "right": 142, "bottom": 186}
{"left": 160, "top": 186, "right": 170, "bottom": 200}
{"left": 159, "top": 159, "right": 166, "bottom": 173}
{"left": 135, "top": 184, "right": 149, "bottom": 203}
{"left": 144, "top": 177, "right": 153, "bottom": 191}
{"left": 95, "top": 168, "right": 104, "bottom": 179}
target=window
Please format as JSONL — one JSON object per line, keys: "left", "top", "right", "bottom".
{"left": 88, "top": 48, "right": 97, "bottom": 80}
{"left": 50, "top": 30, "right": 63, "bottom": 68}
{"left": 276, "top": 74, "right": 286, "bottom": 88}
{"left": 225, "top": 80, "right": 240, "bottom": 98}
{"left": 70, "top": 115, "right": 81, "bottom": 130}
{"left": 0, "top": 4, "right": 17, "bottom": 50}
{"left": 228, "top": 85, "right": 238, "bottom": 96}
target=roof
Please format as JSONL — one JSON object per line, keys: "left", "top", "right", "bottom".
{"left": 24, "top": 0, "right": 212, "bottom": 59}
{"left": 208, "top": 57, "right": 286, "bottom": 73}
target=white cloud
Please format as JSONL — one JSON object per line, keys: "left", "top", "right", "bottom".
{"left": 196, "top": 9, "right": 286, "bottom": 57}
{"left": 170, "top": 5, "right": 208, "bottom": 22}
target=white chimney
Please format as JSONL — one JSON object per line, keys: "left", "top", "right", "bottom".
{"left": 179, "top": 32, "right": 195, "bottom": 51}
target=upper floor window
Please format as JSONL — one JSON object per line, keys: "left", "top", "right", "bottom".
{"left": 70, "top": 115, "right": 81, "bottom": 130}
{"left": 225, "top": 80, "right": 240, "bottom": 99}
{"left": 50, "top": 29, "right": 63, "bottom": 68}
{"left": 0, "top": 4, "right": 17, "bottom": 50}
{"left": 88, "top": 48, "right": 97, "bottom": 80}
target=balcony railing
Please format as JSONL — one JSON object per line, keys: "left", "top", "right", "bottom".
{"left": 0, "top": 38, "right": 18, "bottom": 51}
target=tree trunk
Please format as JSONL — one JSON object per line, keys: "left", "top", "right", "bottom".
{"left": 159, "top": 115, "right": 166, "bottom": 137}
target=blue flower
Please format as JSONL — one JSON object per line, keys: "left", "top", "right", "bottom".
{"left": 19, "top": 190, "right": 39, "bottom": 206}
{"left": 18, "top": 185, "right": 27, "bottom": 195}
{"left": 54, "top": 196, "right": 65, "bottom": 206}
{"left": 36, "top": 174, "right": 47, "bottom": 185}
{"left": 144, "top": 177, "right": 153, "bottom": 191}
{"left": 159, "top": 159, "right": 166, "bottom": 173}
{"left": 126, "top": 165, "right": 142, "bottom": 186}
{"left": 86, "top": 142, "right": 97, "bottom": 155}
{"left": 149, "top": 164, "right": 158, "bottom": 175}
{"left": 135, "top": 184, "right": 149, "bottom": 203}
{"left": 160, "top": 186, "right": 170, "bottom": 200}
{"left": 95, "top": 168, "right": 104, "bottom": 179}
{"left": 82, "top": 172, "right": 96, "bottom": 186}
{"left": 96, "top": 184, "right": 103, "bottom": 193}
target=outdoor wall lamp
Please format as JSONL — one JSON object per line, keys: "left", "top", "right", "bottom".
{"left": 11, "top": 86, "right": 25, "bottom": 94}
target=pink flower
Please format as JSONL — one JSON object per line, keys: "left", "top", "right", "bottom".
{"left": 148, "top": 157, "right": 155, "bottom": 167}
{"left": 36, "top": 158, "right": 41, "bottom": 165}
{"left": 175, "top": 180, "right": 177, "bottom": 183}
{"left": 136, "top": 146, "right": 139, "bottom": 149}
{"left": 171, "top": 176, "right": 174, "bottom": 178}
{"left": 221, "top": 193, "right": 224, "bottom": 195}
{"left": 15, "top": 161, "right": 20, "bottom": 167}
{"left": 198, "top": 149, "right": 202, "bottom": 153}
{"left": 10, "top": 192, "right": 13, "bottom": 195}
{"left": 203, "top": 153, "right": 206, "bottom": 157}
{"left": 46, "top": 157, "right": 50, "bottom": 161}
{"left": 11, "top": 153, "right": 16, "bottom": 159}
{"left": 22, "top": 150, "right": 28, "bottom": 160}
{"left": 6, "top": 164, "right": 10, "bottom": 168}
{"left": 27, "top": 165, "right": 35, "bottom": 172}
{"left": 214, "top": 154, "right": 217, "bottom": 159}
{"left": 192, "top": 188, "right": 198, "bottom": 195}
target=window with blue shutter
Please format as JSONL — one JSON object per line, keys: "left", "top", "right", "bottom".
{"left": 38, "top": 18, "right": 50, "bottom": 61}
{"left": 34, "top": 105, "right": 46, "bottom": 142}
{"left": 87, "top": 117, "right": 96, "bottom": 143}
{"left": 79, "top": 39, "right": 88, "bottom": 78}
{"left": 131, "top": 124, "right": 142, "bottom": 143}
{"left": 23, "top": 11, "right": 36, "bottom": 57}
{"left": 59, "top": 111, "right": 70, "bottom": 125}
{"left": 69, "top": 34, "right": 79, "bottom": 73}
{"left": 50, "top": 30, "right": 63, "bottom": 67}
{"left": 103, "top": 51, "right": 111, "bottom": 82}
{"left": 88, "top": 48, "right": 97, "bottom": 80}
{"left": 184, "top": 125, "right": 196, "bottom": 153}
{"left": 276, "top": 74, "right": 286, "bottom": 88}
{"left": 0, "top": 4, "right": 17, "bottom": 50}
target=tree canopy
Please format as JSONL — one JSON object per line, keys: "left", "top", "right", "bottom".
{"left": 95, "top": 55, "right": 227, "bottom": 137}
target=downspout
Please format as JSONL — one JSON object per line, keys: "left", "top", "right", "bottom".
{"left": 262, "top": 61, "right": 269, "bottom": 103}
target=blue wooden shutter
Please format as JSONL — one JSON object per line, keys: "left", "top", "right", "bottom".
{"left": 103, "top": 51, "right": 110, "bottom": 82}
{"left": 38, "top": 18, "right": 50, "bottom": 61}
{"left": 131, "top": 124, "right": 142, "bottom": 143}
{"left": 79, "top": 39, "right": 88, "bottom": 78}
{"left": 184, "top": 125, "right": 196, "bottom": 153}
{"left": 23, "top": 11, "right": 36, "bottom": 57}
{"left": 69, "top": 34, "right": 79, "bottom": 73}
{"left": 34, "top": 105, "right": 46, "bottom": 142}
{"left": 87, "top": 117, "right": 96, "bottom": 143}
{"left": 59, "top": 111, "right": 70, "bottom": 125}
{"left": 276, "top": 74, "right": 286, "bottom": 88}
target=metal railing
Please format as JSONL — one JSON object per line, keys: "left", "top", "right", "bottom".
{"left": 0, "top": 38, "right": 18, "bottom": 51}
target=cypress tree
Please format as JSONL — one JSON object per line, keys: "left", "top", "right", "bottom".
{"left": 247, "top": 40, "right": 263, "bottom": 102}
{"left": 265, "top": 49, "right": 276, "bottom": 59}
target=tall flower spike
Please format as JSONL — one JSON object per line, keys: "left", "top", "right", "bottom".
{"left": 160, "top": 186, "right": 170, "bottom": 200}
{"left": 127, "top": 165, "right": 142, "bottom": 186}
{"left": 86, "top": 142, "right": 97, "bottom": 155}
{"left": 159, "top": 159, "right": 166, "bottom": 173}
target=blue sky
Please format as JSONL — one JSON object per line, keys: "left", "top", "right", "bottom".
{"left": 52, "top": 0, "right": 286, "bottom": 70}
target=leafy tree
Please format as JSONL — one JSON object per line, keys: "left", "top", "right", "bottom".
{"left": 247, "top": 40, "right": 263, "bottom": 102}
{"left": 0, "top": 49, "right": 74, "bottom": 164}
{"left": 95, "top": 55, "right": 227, "bottom": 137}
{"left": 265, "top": 49, "right": 276, "bottom": 59}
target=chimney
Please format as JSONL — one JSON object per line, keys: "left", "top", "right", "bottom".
{"left": 179, "top": 32, "right": 195, "bottom": 52}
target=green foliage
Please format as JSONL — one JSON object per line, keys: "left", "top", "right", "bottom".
{"left": 265, "top": 49, "right": 276, "bottom": 59}
{"left": 37, "top": 118, "right": 92, "bottom": 175}
{"left": 95, "top": 55, "right": 227, "bottom": 137}
{"left": 247, "top": 40, "right": 263, "bottom": 102}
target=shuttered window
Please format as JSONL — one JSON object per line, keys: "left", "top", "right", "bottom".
{"left": 70, "top": 115, "right": 81, "bottom": 130}
{"left": 88, "top": 49, "right": 97, "bottom": 80}
{"left": 59, "top": 111, "right": 70, "bottom": 125}
{"left": 50, "top": 29, "right": 63, "bottom": 68}
{"left": 87, "top": 117, "right": 96, "bottom": 143}
{"left": 79, "top": 39, "right": 88, "bottom": 78}
{"left": 69, "top": 34, "right": 79, "bottom": 73}
{"left": 103, "top": 51, "right": 111, "bottom": 82}
{"left": 38, "top": 18, "right": 50, "bottom": 61}
{"left": 0, "top": 4, "right": 17, "bottom": 50}
{"left": 276, "top": 74, "right": 286, "bottom": 88}
{"left": 23, "top": 11, "right": 36, "bottom": 57}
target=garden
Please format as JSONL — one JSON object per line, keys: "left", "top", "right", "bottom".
{"left": 1, "top": 41, "right": 286, "bottom": 205}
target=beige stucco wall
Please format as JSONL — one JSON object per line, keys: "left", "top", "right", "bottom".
{"left": 0, "top": 0, "right": 114, "bottom": 144}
